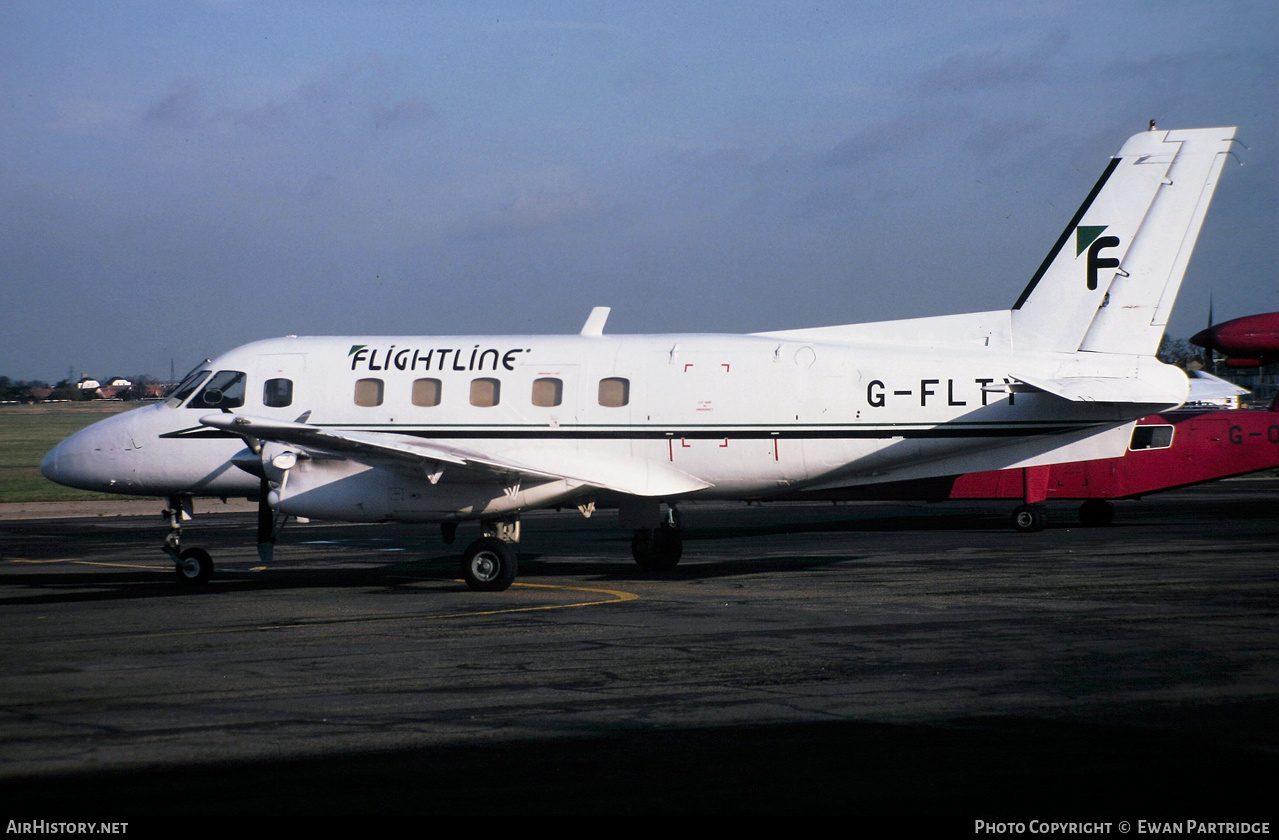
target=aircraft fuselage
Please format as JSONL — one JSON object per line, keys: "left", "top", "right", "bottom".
{"left": 43, "top": 330, "right": 1159, "bottom": 523}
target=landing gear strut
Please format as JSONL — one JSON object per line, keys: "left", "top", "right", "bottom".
{"left": 632, "top": 507, "right": 683, "bottom": 572}
{"left": 460, "top": 518, "right": 519, "bottom": 591}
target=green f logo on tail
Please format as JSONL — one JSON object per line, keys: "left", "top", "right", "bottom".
{"left": 1077, "top": 226, "right": 1120, "bottom": 291}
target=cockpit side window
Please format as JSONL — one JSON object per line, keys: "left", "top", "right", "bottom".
{"left": 167, "top": 369, "right": 211, "bottom": 407}
{"left": 188, "top": 370, "right": 247, "bottom": 409}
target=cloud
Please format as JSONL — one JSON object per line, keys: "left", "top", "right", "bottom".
{"left": 486, "top": 19, "right": 627, "bottom": 36}
{"left": 961, "top": 116, "right": 1050, "bottom": 152}
{"left": 456, "top": 189, "right": 606, "bottom": 239}
{"left": 139, "top": 56, "right": 436, "bottom": 141}
{"left": 372, "top": 95, "right": 434, "bottom": 130}
{"left": 824, "top": 110, "right": 957, "bottom": 167}
{"left": 919, "top": 30, "right": 1070, "bottom": 95}
{"left": 52, "top": 97, "right": 134, "bottom": 132}
{"left": 143, "top": 81, "right": 203, "bottom": 125}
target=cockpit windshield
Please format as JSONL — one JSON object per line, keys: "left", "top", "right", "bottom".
{"left": 166, "top": 365, "right": 212, "bottom": 407}
{"left": 187, "top": 370, "right": 247, "bottom": 409}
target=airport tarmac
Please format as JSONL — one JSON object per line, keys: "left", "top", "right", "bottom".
{"left": 0, "top": 481, "right": 1275, "bottom": 817}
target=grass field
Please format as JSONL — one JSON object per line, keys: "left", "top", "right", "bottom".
{"left": 0, "top": 402, "right": 141, "bottom": 502}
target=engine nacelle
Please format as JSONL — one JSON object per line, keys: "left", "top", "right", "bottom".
{"left": 262, "top": 443, "right": 584, "bottom": 522}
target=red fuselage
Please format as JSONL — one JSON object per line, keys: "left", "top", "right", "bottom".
{"left": 788, "top": 405, "right": 1279, "bottom": 503}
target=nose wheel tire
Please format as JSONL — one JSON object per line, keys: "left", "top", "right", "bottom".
{"left": 175, "top": 547, "right": 214, "bottom": 585}
{"left": 462, "top": 537, "right": 518, "bottom": 592}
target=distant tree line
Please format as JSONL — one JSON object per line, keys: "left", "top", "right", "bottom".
{"left": 1156, "top": 335, "right": 1201, "bottom": 369}
{"left": 0, "top": 375, "right": 166, "bottom": 403}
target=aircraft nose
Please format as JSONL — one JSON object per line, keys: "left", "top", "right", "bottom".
{"left": 39, "top": 443, "right": 61, "bottom": 484}
{"left": 40, "top": 414, "right": 139, "bottom": 492}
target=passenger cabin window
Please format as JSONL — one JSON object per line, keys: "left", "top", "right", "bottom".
{"left": 188, "top": 370, "right": 246, "bottom": 409}
{"left": 263, "top": 378, "right": 293, "bottom": 408}
{"left": 412, "top": 378, "right": 442, "bottom": 407}
{"left": 470, "top": 378, "right": 500, "bottom": 407}
{"left": 531, "top": 378, "right": 563, "bottom": 407}
{"left": 598, "top": 377, "right": 629, "bottom": 408}
{"left": 354, "top": 378, "right": 384, "bottom": 407}
{"left": 1129, "top": 425, "right": 1174, "bottom": 451}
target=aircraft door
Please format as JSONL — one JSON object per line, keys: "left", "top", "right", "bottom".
{"left": 796, "top": 345, "right": 853, "bottom": 469}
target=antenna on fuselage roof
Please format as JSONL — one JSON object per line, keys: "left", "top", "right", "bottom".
{"left": 580, "top": 307, "right": 611, "bottom": 336}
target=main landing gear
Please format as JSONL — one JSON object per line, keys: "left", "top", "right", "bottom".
{"left": 1010, "top": 499, "right": 1117, "bottom": 531}
{"left": 461, "top": 518, "right": 519, "bottom": 592}
{"left": 631, "top": 507, "right": 684, "bottom": 572}
{"left": 1077, "top": 499, "right": 1115, "bottom": 527}
{"left": 1011, "top": 503, "right": 1048, "bottom": 533}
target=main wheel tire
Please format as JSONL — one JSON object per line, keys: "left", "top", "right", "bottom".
{"left": 1011, "top": 504, "right": 1047, "bottom": 533}
{"left": 175, "top": 546, "right": 214, "bottom": 585}
{"left": 1078, "top": 499, "right": 1115, "bottom": 527}
{"left": 461, "top": 537, "right": 518, "bottom": 592}
{"left": 631, "top": 525, "right": 683, "bottom": 572}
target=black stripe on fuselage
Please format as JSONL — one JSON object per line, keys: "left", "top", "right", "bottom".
{"left": 162, "top": 423, "right": 1096, "bottom": 441}
{"left": 1012, "top": 156, "right": 1122, "bottom": 310}
{"left": 394, "top": 425, "right": 1088, "bottom": 440}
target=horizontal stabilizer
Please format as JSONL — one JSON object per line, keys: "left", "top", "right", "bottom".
{"left": 1010, "top": 373, "right": 1186, "bottom": 406}
{"left": 1186, "top": 369, "right": 1249, "bottom": 402}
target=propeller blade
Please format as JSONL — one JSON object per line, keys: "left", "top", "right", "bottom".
{"left": 1203, "top": 295, "right": 1214, "bottom": 370}
{"left": 257, "top": 477, "right": 276, "bottom": 563}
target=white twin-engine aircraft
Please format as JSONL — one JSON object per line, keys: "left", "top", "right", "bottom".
{"left": 42, "top": 126, "right": 1239, "bottom": 590}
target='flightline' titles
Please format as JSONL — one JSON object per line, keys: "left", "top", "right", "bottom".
{"left": 349, "top": 345, "right": 529, "bottom": 373}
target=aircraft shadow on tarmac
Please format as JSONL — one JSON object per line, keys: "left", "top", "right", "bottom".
{"left": 5, "top": 485, "right": 1273, "bottom": 603}
{"left": 0, "top": 546, "right": 872, "bottom": 604}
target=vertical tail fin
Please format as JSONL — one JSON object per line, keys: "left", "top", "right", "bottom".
{"left": 1011, "top": 126, "right": 1236, "bottom": 355}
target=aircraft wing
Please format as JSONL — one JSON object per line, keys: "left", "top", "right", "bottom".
{"left": 199, "top": 413, "right": 712, "bottom": 497}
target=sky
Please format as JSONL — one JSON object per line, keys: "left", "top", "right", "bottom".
{"left": 2, "top": 1, "right": 1275, "bottom": 383}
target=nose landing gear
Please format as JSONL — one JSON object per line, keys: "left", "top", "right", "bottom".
{"left": 176, "top": 547, "right": 214, "bottom": 584}
{"left": 162, "top": 494, "right": 215, "bottom": 585}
